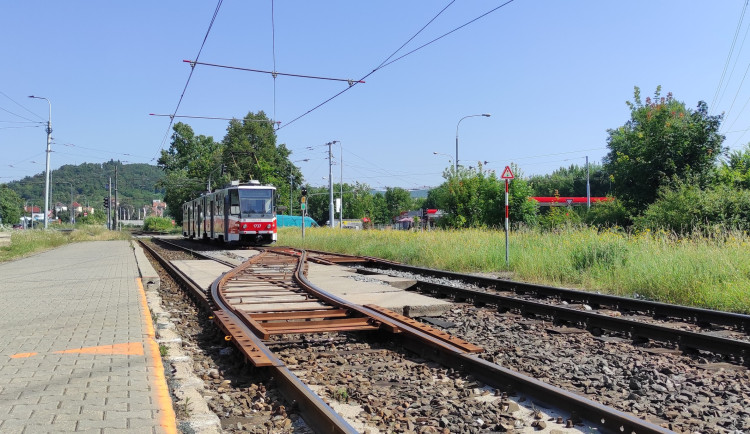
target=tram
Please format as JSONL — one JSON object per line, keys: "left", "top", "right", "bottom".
{"left": 182, "top": 180, "right": 277, "bottom": 245}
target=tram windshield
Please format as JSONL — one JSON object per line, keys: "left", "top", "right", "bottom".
{"left": 233, "top": 188, "right": 274, "bottom": 217}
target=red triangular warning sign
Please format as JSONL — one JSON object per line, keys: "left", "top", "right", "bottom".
{"left": 500, "top": 166, "right": 514, "bottom": 179}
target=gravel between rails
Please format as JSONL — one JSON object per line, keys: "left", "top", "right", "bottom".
{"left": 354, "top": 266, "right": 750, "bottom": 433}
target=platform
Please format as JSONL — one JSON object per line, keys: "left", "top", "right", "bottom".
{"left": 0, "top": 241, "right": 176, "bottom": 433}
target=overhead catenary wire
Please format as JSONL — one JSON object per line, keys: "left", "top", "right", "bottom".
{"left": 0, "top": 105, "right": 42, "bottom": 124}
{"left": 0, "top": 90, "right": 45, "bottom": 121}
{"left": 154, "top": 0, "right": 224, "bottom": 161}
{"left": 711, "top": 0, "right": 749, "bottom": 113}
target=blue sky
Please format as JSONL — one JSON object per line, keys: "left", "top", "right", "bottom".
{"left": 2, "top": 1, "right": 749, "bottom": 191}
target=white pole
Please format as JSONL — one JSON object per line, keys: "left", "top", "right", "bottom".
{"left": 505, "top": 179, "right": 509, "bottom": 266}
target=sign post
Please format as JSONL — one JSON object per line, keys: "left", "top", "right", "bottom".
{"left": 500, "top": 166, "right": 515, "bottom": 266}
{"left": 301, "top": 188, "right": 307, "bottom": 239}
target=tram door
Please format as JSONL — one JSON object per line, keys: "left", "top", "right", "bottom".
{"left": 209, "top": 199, "right": 215, "bottom": 239}
{"left": 196, "top": 203, "right": 203, "bottom": 239}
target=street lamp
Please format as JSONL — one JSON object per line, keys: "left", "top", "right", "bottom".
{"left": 28, "top": 95, "right": 52, "bottom": 229}
{"left": 455, "top": 113, "right": 490, "bottom": 172}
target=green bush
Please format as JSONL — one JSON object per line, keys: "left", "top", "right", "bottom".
{"left": 636, "top": 183, "right": 750, "bottom": 233}
{"left": 143, "top": 216, "right": 174, "bottom": 232}
{"left": 538, "top": 206, "right": 581, "bottom": 231}
{"left": 584, "top": 198, "right": 631, "bottom": 227}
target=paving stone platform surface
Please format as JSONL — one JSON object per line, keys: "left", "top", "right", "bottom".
{"left": 0, "top": 241, "right": 174, "bottom": 433}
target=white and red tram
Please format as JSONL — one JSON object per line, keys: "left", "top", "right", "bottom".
{"left": 182, "top": 180, "right": 277, "bottom": 245}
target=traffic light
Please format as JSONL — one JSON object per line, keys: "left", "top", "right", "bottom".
{"left": 301, "top": 187, "right": 307, "bottom": 197}
{"left": 103, "top": 198, "right": 109, "bottom": 208}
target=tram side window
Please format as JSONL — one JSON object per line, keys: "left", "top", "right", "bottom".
{"left": 229, "top": 190, "right": 240, "bottom": 215}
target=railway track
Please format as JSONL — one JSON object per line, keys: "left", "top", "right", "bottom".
{"left": 351, "top": 258, "right": 750, "bottom": 365}
{"left": 141, "top": 238, "right": 679, "bottom": 433}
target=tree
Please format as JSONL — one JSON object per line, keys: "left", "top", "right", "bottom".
{"left": 0, "top": 185, "right": 23, "bottom": 226}
{"left": 528, "top": 163, "right": 610, "bottom": 197}
{"left": 384, "top": 187, "right": 413, "bottom": 221}
{"left": 221, "top": 111, "right": 303, "bottom": 213}
{"left": 603, "top": 86, "right": 725, "bottom": 214}
{"left": 718, "top": 144, "right": 750, "bottom": 189}
{"left": 157, "top": 122, "right": 222, "bottom": 223}
{"left": 429, "top": 163, "right": 537, "bottom": 229}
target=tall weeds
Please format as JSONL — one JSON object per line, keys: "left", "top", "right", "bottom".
{"left": 278, "top": 226, "right": 750, "bottom": 313}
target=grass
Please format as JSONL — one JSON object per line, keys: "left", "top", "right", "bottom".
{"left": 0, "top": 225, "right": 131, "bottom": 262}
{"left": 277, "top": 226, "right": 750, "bottom": 313}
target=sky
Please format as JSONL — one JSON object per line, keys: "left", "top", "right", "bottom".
{"left": 2, "top": 1, "right": 750, "bottom": 192}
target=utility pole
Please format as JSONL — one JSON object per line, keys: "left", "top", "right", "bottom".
{"left": 108, "top": 177, "right": 112, "bottom": 230}
{"left": 29, "top": 96, "right": 52, "bottom": 228}
{"left": 328, "top": 141, "right": 334, "bottom": 228}
{"left": 69, "top": 184, "right": 74, "bottom": 224}
{"left": 114, "top": 166, "right": 119, "bottom": 231}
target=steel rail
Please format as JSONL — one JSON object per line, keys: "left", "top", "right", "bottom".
{"left": 140, "top": 240, "right": 358, "bottom": 433}
{"left": 138, "top": 240, "right": 212, "bottom": 309}
{"left": 294, "top": 252, "right": 671, "bottom": 434}
{"left": 209, "top": 255, "right": 358, "bottom": 433}
{"left": 361, "top": 260, "right": 750, "bottom": 332}
{"left": 152, "top": 238, "right": 238, "bottom": 268}
{"left": 412, "top": 280, "right": 750, "bottom": 364}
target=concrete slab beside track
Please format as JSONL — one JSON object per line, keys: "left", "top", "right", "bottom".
{"left": 170, "top": 254, "right": 451, "bottom": 317}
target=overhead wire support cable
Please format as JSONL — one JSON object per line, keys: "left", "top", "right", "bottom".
{"left": 278, "top": 0, "right": 515, "bottom": 130}
{"left": 183, "top": 60, "right": 366, "bottom": 85}
{"left": 271, "top": 0, "right": 278, "bottom": 123}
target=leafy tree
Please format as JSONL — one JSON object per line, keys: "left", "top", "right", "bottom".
{"left": 430, "top": 163, "right": 537, "bottom": 229}
{"left": 603, "top": 86, "right": 725, "bottom": 214}
{"left": 221, "top": 111, "right": 303, "bottom": 213}
{"left": 508, "top": 166, "right": 539, "bottom": 227}
{"left": 718, "top": 144, "right": 750, "bottom": 189}
{"left": 157, "top": 123, "right": 222, "bottom": 223}
{"left": 0, "top": 185, "right": 23, "bottom": 225}
{"left": 371, "top": 193, "right": 390, "bottom": 225}
{"left": 529, "top": 163, "right": 610, "bottom": 197}
{"left": 384, "top": 187, "right": 413, "bottom": 221}
{"left": 77, "top": 208, "right": 107, "bottom": 225}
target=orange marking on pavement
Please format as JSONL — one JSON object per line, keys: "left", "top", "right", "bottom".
{"left": 54, "top": 342, "right": 144, "bottom": 355}
{"left": 137, "top": 277, "right": 177, "bottom": 434}
{"left": 9, "top": 352, "right": 37, "bottom": 358}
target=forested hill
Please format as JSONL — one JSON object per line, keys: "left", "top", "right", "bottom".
{"left": 6, "top": 160, "right": 165, "bottom": 210}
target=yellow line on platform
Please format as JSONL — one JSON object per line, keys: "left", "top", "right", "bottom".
{"left": 137, "top": 277, "right": 177, "bottom": 434}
